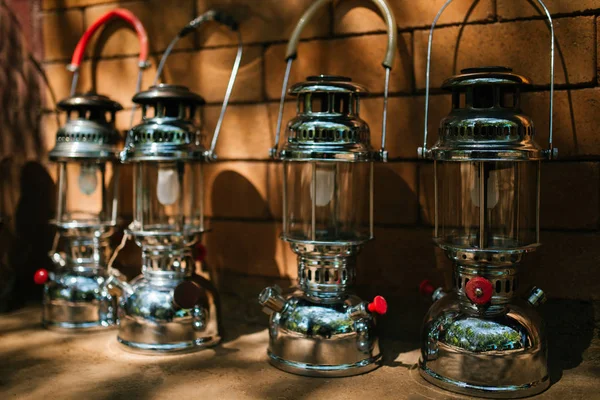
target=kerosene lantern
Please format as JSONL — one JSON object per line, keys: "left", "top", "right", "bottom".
{"left": 417, "top": 1, "right": 557, "bottom": 396}
{"left": 34, "top": 9, "right": 149, "bottom": 330}
{"left": 110, "top": 11, "right": 242, "bottom": 352}
{"left": 258, "top": 0, "right": 397, "bottom": 377}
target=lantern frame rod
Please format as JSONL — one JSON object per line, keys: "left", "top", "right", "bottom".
{"left": 311, "top": 162, "right": 317, "bottom": 241}
{"left": 478, "top": 162, "right": 487, "bottom": 249}
{"left": 419, "top": 0, "right": 556, "bottom": 160}
{"left": 153, "top": 10, "right": 243, "bottom": 160}
{"left": 270, "top": 0, "right": 397, "bottom": 161}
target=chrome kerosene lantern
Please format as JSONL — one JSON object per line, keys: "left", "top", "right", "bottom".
{"left": 417, "top": 1, "right": 557, "bottom": 397}
{"left": 34, "top": 9, "right": 149, "bottom": 330}
{"left": 258, "top": 0, "right": 397, "bottom": 377}
{"left": 111, "top": 11, "right": 242, "bottom": 353}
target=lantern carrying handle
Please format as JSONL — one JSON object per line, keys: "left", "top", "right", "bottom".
{"left": 271, "top": 0, "right": 397, "bottom": 161}
{"left": 419, "top": 0, "right": 556, "bottom": 160}
{"left": 68, "top": 8, "right": 150, "bottom": 96}
{"left": 153, "top": 10, "right": 243, "bottom": 160}
{"left": 67, "top": 8, "right": 150, "bottom": 128}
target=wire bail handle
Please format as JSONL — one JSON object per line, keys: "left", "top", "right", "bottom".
{"left": 270, "top": 0, "right": 397, "bottom": 161}
{"left": 68, "top": 9, "right": 150, "bottom": 97}
{"left": 418, "top": 0, "right": 557, "bottom": 160}
{"left": 153, "top": 10, "right": 243, "bottom": 161}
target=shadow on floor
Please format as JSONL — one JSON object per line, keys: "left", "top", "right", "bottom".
{"left": 543, "top": 299, "right": 596, "bottom": 385}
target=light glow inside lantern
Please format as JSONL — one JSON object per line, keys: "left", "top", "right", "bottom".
{"left": 437, "top": 161, "right": 539, "bottom": 250}
{"left": 132, "top": 160, "right": 203, "bottom": 238}
{"left": 284, "top": 160, "right": 371, "bottom": 242}
{"left": 56, "top": 160, "right": 118, "bottom": 226}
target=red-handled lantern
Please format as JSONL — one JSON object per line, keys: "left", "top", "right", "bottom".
{"left": 39, "top": 9, "right": 149, "bottom": 331}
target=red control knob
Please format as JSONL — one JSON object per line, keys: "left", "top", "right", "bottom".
{"left": 419, "top": 279, "right": 435, "bottom": 297}
{"left": 465, "top": 277, "right": 494, "bottom": 305}
{"left": 195, "top": 243, "right": 207, "bottom": 262}
{"left": 367, "top": 296, "right": 387, "bottom": 315}
{"left": 34, "top": 269, "right": 49, "bottom": 285}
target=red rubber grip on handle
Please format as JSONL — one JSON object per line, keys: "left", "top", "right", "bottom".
{"left": 69, "top": 8, "right": 149, "bottom": 69}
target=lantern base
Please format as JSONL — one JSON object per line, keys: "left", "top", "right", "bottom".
{"left": 268, "top": 350, "right": 381, "bottom": 377}
{"left": 262, "top": 287, "right": 382, "bottom": 377}
{"left": 419, "top": 364, "right": 549, "bottom": 399}
{"left": 419, "top": 293, "right": 549, "bottom": 398}
{"left": 117, "top": 274, "right": 220, "bottom": 354}
{"left": 42, "top": 270, "right": 117, "bottom": 331}
{"left": 117, "top": 336, "right": 220, "bottom": 354}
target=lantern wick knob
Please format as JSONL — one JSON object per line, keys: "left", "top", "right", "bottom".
{"left": 195, "top": 243, "right": 207, "bottom": 263}
{"left": 465, "top": 277, "right": 494, "bottom": 305}
{"left": 419, "top": 279, "right": 446, "bottom": 302}
{"left": 367, "top": 295, "right": 388, "bottom": 315}
{"left": 419, "top": 279, "right": 435, "bottom": 296}
{"left": 34, "top": 269, "right": 50, "bottom": 285}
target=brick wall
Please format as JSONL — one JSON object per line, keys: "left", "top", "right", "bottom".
{"left": 35, "top": 0, "right": 600, "bottom": 303}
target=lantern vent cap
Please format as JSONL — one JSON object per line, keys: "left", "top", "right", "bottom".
{"left": 122, "top": 84, "right": 208, "bottom": 163}
{"left": 57, "top": 92, "right": 123, "bottom": 112}
{"left": 278, "top": 76, "right": 374, "bottom": 162}
{"left": 132, "top": 84, "right": 205, "bottom": 106}
{"left": 431, "top": 66, "right": 543, "bottom": 161}
{"left": 289, "top": 75, "right": 369, "bottom": 95}
{"left": 442, "top": 67, "right": 531, "bottom": 89}
{"left": 50, "top": 92, "right": 123, "bottom": 161}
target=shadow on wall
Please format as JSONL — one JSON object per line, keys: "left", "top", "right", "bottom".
{"left": 195, "top": 0, "right": 329, "bottom": 45}
{"left": 89, "top": 18, "right": 164, "bottom": 93}
{"left": 0, "top": 157, "right": 18, "bottom": 311}
{"left": 11, "top": 162, "right": 55, "bottom": 309}
{"left": 357, "top": 163, "right": 435, "bottom": 364}
{"left": 334, "top": 0, "right": 416, "bottom": 92}
{"left": 205, "top": 169, "right": 282, "bottom": 342}
{"left": 0, "top": 2, "right": 56, "bottom": 311}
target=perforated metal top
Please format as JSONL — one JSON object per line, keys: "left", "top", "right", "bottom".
{"left": 431, "top": 67, "right": 543, "bottom": 161}
{"left": 278, "top": 75, "right": 375, "bottom": 162}
{"left": 121, "top": 84, "right": 208, "bottom": 162}
{"left": 49, "top": 92, "right": 123, "bottom": 161}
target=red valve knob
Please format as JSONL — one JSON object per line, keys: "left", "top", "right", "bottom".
{"left": 34, "top": 269, "right": 49, "bottom": 285}
{"left": 419, "top": 279, "right": 435, "bottom": 297}
{"left": 465, "top": 277, "right": 494, "bottom": 305}
{"left": 367, "top": 296, "right": 387, "bottom": 315}
{"left": 195, "top": 243, "right": 207, "bottom": 262}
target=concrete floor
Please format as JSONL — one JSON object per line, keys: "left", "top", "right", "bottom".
{"left": 0, "top": 303, "right": 598, "bottom": 400}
